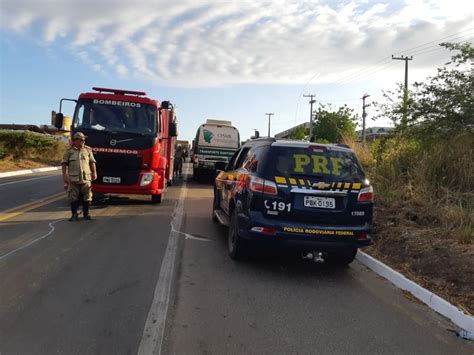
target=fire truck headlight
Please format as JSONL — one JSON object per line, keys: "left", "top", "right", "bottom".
{"left": 140, "top": 173, "right": 154, "bottom": 186}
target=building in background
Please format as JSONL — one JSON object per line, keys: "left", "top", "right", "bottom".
{"left": 357, "top": 126, "right": 394, "bottom": 141}
{"left": 275, "top": 122, "right": 310, "bottom": 139}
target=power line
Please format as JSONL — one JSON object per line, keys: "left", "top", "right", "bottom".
{"left": 333, "top": 62, "right": 398, "bottom": 88}
{"left": 392, "top": 28, "right": 474, "bottom": 56}
{"left": 321, "top": 30, "right": 473, "bottom": 88}
{"left": 292, "top": 29, "right": 473, "bottom": 123}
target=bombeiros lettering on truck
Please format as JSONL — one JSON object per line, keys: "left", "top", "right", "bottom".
{"left": 192, "top": 119, "right": 240, "bottom": 180}
{"left": 93, "top": 99, "right": 142, "bottom": 107}
{"left": 54, "top": 87, "right": 178, "bottom": 203}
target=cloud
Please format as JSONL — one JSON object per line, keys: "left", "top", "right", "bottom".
{"left": 1, "top": 0, "right": 472, "bottom": 87}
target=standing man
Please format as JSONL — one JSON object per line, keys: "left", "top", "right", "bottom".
{"left": 174, "top": 145, "right": 185, "bottom": 179}
{"left": 62, "top": 132, "right": 97, "bottom": 221}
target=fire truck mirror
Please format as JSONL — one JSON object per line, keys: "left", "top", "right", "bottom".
{"left": 54, "top": 113, "right": 64, "bottom": 129}
{"left": 169, "top": 121, "right": 178, "bottom": 137}
{"left": 161, "top": 101, "right": 170, "bottom": 109}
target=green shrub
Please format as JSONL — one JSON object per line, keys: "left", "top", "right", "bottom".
{"left": 0, "top": 130, "right": 66, "bottom": 161}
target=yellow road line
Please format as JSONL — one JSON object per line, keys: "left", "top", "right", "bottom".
{"left": 0, "top": 192, "right": 65, "bottom": 222}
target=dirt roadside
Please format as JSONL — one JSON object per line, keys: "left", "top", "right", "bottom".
{"left": 0, "top": 158, "right": 60, "bottom": 173}
{"left": 366, "top": 201, "right": 474, "bottom": 315}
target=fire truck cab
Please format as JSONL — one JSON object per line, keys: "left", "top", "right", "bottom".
{"left": 55, "top": 87, "right": 178, "bottom": 203}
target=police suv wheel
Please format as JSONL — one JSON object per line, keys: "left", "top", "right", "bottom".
{"left": 228, "top": 210, "right": 247, "bottom": 260}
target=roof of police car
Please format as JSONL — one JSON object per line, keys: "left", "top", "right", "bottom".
{"left": 244, "top": 138, "right": 353, "bottom": 152}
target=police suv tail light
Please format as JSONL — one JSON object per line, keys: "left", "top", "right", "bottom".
{"left": 140, "top": 173, "right": 154, "bottom": 186}
{"left": 358, "top": 186, "right": 374, "bottom": 202}
{"left": 248, "top": 176, "right": 278, "bottom": 195}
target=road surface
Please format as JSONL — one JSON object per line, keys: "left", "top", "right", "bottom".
{"left": 0, "top": 166, "right": 471, "bottom": 354}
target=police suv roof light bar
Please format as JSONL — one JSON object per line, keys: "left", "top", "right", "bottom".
{"left": 92, "top": 87, "right": 147, "bottom": 96}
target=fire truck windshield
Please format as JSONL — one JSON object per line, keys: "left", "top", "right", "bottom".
{"left": 73, "top": 99, "right": 158, "bottom": 136}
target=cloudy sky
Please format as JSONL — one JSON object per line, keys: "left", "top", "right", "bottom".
{"left": 1, "top": 0, "right": 472, "bottom": 141}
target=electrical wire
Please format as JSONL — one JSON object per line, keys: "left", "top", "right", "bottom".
{"left": 293, "top": 28, "right": 474, "bottom": 123}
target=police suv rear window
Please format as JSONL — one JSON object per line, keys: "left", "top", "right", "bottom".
{"left": 267, "top": 146, "right": 365, "bottom": 182}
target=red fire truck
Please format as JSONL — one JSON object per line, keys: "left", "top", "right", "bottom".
{"left": 55, "top": 87, "right": 178, "bottom": 203}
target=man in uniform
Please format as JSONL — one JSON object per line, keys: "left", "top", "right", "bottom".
{"left": 62, "top": 132, "right": 97, "bottom": 221}
{"left": 174, "top": 145, "right": 185, "bottom": 179}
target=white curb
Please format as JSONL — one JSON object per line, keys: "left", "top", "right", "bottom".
{"left": 0, "top": 166, "right": 61, "bottom": 178}
{"left": 356, "top": 251, "right": 474, "bottom": 333}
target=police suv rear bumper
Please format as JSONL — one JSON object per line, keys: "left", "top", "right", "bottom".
{"left": 237, "top": 211, "right": 372, "bottom": 249}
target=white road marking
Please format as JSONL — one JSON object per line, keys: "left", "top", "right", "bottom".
{"left": 137, "top": 168, "right": 189, "bottom": 355}
{"left": 0, "top": 175, "right": 57, "bottom": 187}
{"left": 0, "top": 219, "right": 64, "bottom": 262}
{"left": 183, "top": 233, "right": 212, "bottom": 242}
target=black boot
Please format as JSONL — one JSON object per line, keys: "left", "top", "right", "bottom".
{"left": 83, "top": 201, "right": 92, "bottom": 220}
{"left": 69, "top": 201, "right": 79, "bottom": 221}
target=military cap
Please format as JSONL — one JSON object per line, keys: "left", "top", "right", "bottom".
{"left": 72, "top": 132, "right": 87, "bottom": 140}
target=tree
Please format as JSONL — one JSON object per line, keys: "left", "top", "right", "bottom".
{"left": 288, "top": 125, "right": 307, "bottom": 140}
{"left": 313, "top": 104, "right": 358, "bottom": 143}
{"left": 376, "top": 42, "right": 474, "bottom": 139}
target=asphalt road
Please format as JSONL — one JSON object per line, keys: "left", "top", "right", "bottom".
{"left": 0, "top": 166, "right": 471, "bottom": 354}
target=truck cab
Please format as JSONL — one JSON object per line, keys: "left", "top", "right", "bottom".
{"left": 193, "top": 119, "right": 240, "bottom": 180}
{"left": 55, "top": 87, "right": 178, "bottom": 203}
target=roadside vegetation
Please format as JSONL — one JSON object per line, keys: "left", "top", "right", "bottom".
{"left": 292, "top": 42, "right": 473, "bottom": 314}
{"left": 0, "top": 130, "right": 68, "bottom": 172}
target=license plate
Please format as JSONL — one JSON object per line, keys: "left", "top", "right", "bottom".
{"left": 304, "top": 196, "right": 335, "bottom": 209}
{"left": 103, "top": 176, "right": 121, "bottom": 183}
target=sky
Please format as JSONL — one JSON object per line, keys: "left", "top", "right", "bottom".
{"left": 0, "top": 0, "right": 473, "bottom": 142}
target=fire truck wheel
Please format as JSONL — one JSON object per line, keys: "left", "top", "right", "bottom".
{"left": 151, "top": 194, "right": 163, "bottom": 204}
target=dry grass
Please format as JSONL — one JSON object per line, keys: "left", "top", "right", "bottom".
{"left": 343, "top": 132, "right": 474, "bottom": 313}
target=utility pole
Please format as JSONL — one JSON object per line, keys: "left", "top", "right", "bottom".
{"left": 303, "top": 94, "right": 316, "bottom": 141}
{"left": 392, "top": 55, "right": 413, "bottom": 130}
{"left": 361, "top": 94, "right": 370, "bottom": 143}
{"left": 265, "top": 113, "right": 274, "bottom": 137}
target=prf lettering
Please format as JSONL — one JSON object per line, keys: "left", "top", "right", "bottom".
{"left": 293, "top": 154, "right": 342, "bottom": 176}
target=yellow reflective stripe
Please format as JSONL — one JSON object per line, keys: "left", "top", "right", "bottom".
{"left": 299, "top": 179, "right": 306, "bottom": 186}
{"left": 289, "top": 178, "right": 297, "bottom": 185}
{"left": 344, "top": 183, "right": 351, "bottom": 189}
{"left": 337, "top": 182, "right": 343, "bottom": 189}
{"left": 307, "top": 180, "right": 311, "bottom": 187}
{"left": 352, "top": 183, "right": 362, "bottom": 190}
{"left": 275, "top": 176, "right": 287, "bottom": 184}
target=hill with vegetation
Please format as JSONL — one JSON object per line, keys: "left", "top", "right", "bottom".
{"left": 0, "top": 130, "right": 68, "bottom": 172}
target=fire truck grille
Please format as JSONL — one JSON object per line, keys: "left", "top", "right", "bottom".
{"left": 94, "top": 153, "right": 142, "bottom": 186}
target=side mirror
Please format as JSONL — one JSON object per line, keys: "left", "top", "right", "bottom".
{"left": 254, "top": 130, "right": 260, "bottom": 139}
{"left": 169, "top": 121, "right": 178, "bottom": 137}
{"left": 54, "top": 113, "right": 64, "bottom": 129}
{"left": 161, "top": 101, "right": 170, "bottom": 109}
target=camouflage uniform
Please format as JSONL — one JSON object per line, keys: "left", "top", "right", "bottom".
{"left": 62, "top": 132, "right": 96, "bottom": 220}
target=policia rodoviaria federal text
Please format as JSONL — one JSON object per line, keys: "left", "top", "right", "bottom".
{"left": 61, "top": 132, "right": 97, "bottom": 221}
